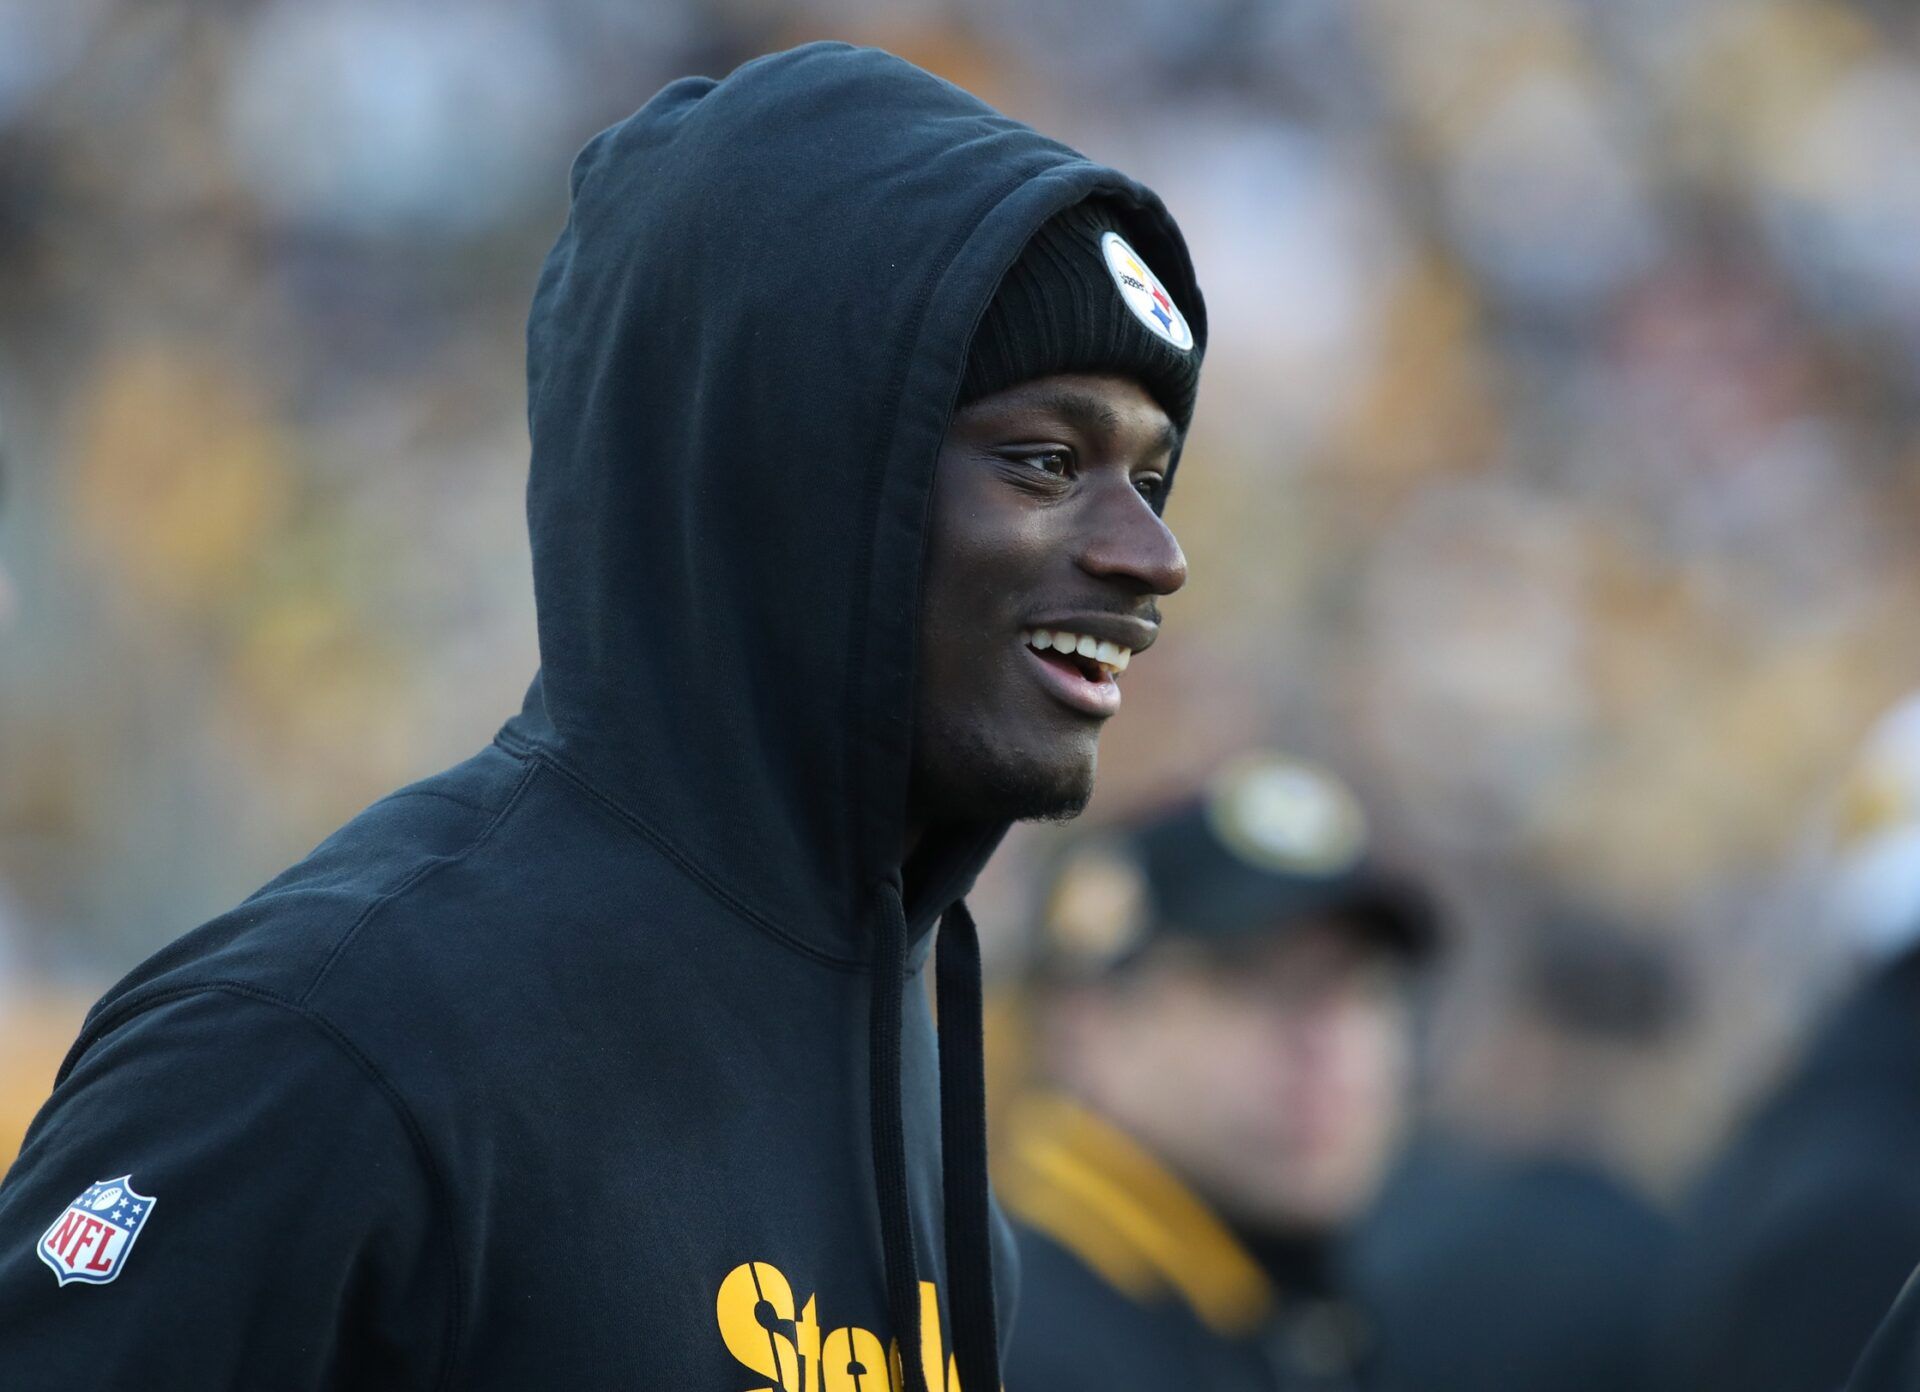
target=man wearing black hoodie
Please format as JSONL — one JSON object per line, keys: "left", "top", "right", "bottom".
{"left": 0, "top": 44, "right": 1205, "bottom": 1391}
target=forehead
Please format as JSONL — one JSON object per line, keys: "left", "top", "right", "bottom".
{"left": 951, "top": 372, "right": 1177, "bottom": 451}
{"left": 1142, "top": 920, "right": 1401, "bottom": 990}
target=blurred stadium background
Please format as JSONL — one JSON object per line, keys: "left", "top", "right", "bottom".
{"left": 5, "top": 0, "right": 1920, "bottom": 1195}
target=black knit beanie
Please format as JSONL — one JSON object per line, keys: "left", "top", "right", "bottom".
{"left": 960, "top": 199, "right": 1203, "bottom": 432}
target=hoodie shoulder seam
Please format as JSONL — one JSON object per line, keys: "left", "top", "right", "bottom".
{"left": 294, "top": 753, "right": 541, "bottom": 1007}
{"left": 529, "top": 748, "right": 874, "bottom": 972}
{"left": 376, "top": 788, "right": 501, "bottom": 817}
{"left": 60, "top": 980, "right": 466, "bottom": 1391}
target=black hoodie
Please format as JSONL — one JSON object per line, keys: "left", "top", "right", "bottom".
{"left": 1709, "top": 948, "right": 1920, "bottom": 1392}
{"left": 0, "top": 44, "right": 1204, "bottom": 1391}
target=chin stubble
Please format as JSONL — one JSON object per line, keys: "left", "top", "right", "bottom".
{"left": 915, "top": 720, "right": 1097, "bottom": 825}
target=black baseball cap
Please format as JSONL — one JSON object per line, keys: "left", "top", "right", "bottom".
{"left": 1037, "top": 752, "right": 1440, "bottom": 977}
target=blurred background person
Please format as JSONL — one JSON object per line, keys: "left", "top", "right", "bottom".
{"left": 997, "top": 752, "right": 1440, "bottom": 1391}
{"left": 1357, "top": 913, "right": 1686, "bottom": 1392}
{"left": 1665, "top": 692, "right": 1920, "bottom": 1392}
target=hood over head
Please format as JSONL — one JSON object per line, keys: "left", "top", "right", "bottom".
{"left": 503, "top": 44, "right": 1206, "bottom": 1392}
{"left": 507, "top": 42, "right": 1206, "bottom": 961}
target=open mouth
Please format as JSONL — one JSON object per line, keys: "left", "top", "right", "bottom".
{"left": 1023, "top": 628, "right": 1131, "bottom": 678}
{"left": 1020, "top": 628, "right": 1132, "bottom": 717}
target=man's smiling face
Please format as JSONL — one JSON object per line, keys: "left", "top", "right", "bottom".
{"left": 910, "top": 372, "right": 1189, "bottom": 829}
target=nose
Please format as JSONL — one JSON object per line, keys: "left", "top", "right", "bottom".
{"left": 1076, "top": 480, "right": 1188, "bottom": 596}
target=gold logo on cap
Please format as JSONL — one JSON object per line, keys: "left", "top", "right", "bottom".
{"left": 1044, "top": 843, "right": 1152, "bottom": 970}
{"left": 1205, "top": 753, "right": 1368, "bottom": 877}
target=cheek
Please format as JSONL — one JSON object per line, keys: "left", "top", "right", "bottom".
{"left": 1285, "top": 1014, "right": 1409, "bottom": 1159}
{"left": 925, "top": 474, "right": 1054, "bottom": 605}
{"left": 921, "top": 516, "right": 1050, "bottom": 682}
{"left": 1131, "top": 998, "right": 1271, "bottom": 1117}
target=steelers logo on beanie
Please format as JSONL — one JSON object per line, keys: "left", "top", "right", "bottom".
{"left": 960, "top": 198, "right": 1203, "bottom": 433}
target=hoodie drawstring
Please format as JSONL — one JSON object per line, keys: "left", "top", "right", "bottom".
{"left": 868, "top": 885, "right": 1002, "bottom": 1392}
{"left": 935, "top": 897, "right": 1002, "bottom": 1392}
{"left": 869, "top": 882, "right": 927, "bottom": 1391}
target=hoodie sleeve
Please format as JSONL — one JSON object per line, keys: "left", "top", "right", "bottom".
{"left": 1848, "top": 1266, "right": 1920, "bottom": 1392}
{"left": 0, "top": 987, "right": 450, "bottom": 1390}
{"left": 1668, "top": 1187, "right": 1920, "bottom": 1392}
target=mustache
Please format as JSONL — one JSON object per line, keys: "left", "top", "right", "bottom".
{"left": 1064, "top": 601, "right": 1160, "bottom": 626}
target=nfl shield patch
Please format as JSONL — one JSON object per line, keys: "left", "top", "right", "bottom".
{"left": 38, "top": 1176, "right": 156, "bottom": 1286}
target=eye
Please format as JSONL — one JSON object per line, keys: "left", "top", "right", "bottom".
{"left": 1134, "top": 472, "right": 1168, "bottom": 505}
{"left": 1002, "top": 446, "right": 1074, "bottom": 480}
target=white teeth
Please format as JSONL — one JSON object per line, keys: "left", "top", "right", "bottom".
{"left": 1020, "top": 629, "right": 1137, "bottom": 676}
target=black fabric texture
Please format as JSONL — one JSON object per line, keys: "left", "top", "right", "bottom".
{"left": 1004, "top": 1220, "right": 1371, "bottom": 1391}
{"left": 1848, "top": 1265, "right": 1920, "bottom": 1392}
{"left": 935, "top": 901, "right": 1002, "bottom": 1392}
{"left": 0, "top": 43, "right": 1201, "bottom": 1390}
{"left": 960, "top": 198, "right": 1201, "bottom": 430}
{"left": 1354, "top": 1144, "right": 1675, "bottom": 1392}
{"left": 1668, "top": 948, "right": 1920, "bottom": 1392}
{"left": 868, "top": 881, "right": 926, "bottom": 1390}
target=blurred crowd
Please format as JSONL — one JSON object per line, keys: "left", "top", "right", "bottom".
{"left": 6, "top": 0, "right": 1920, "bottom": 1375}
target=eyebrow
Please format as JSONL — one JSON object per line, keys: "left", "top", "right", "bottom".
{"left": 1023, "top": 385, "right": 1181, "bottom": 460}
